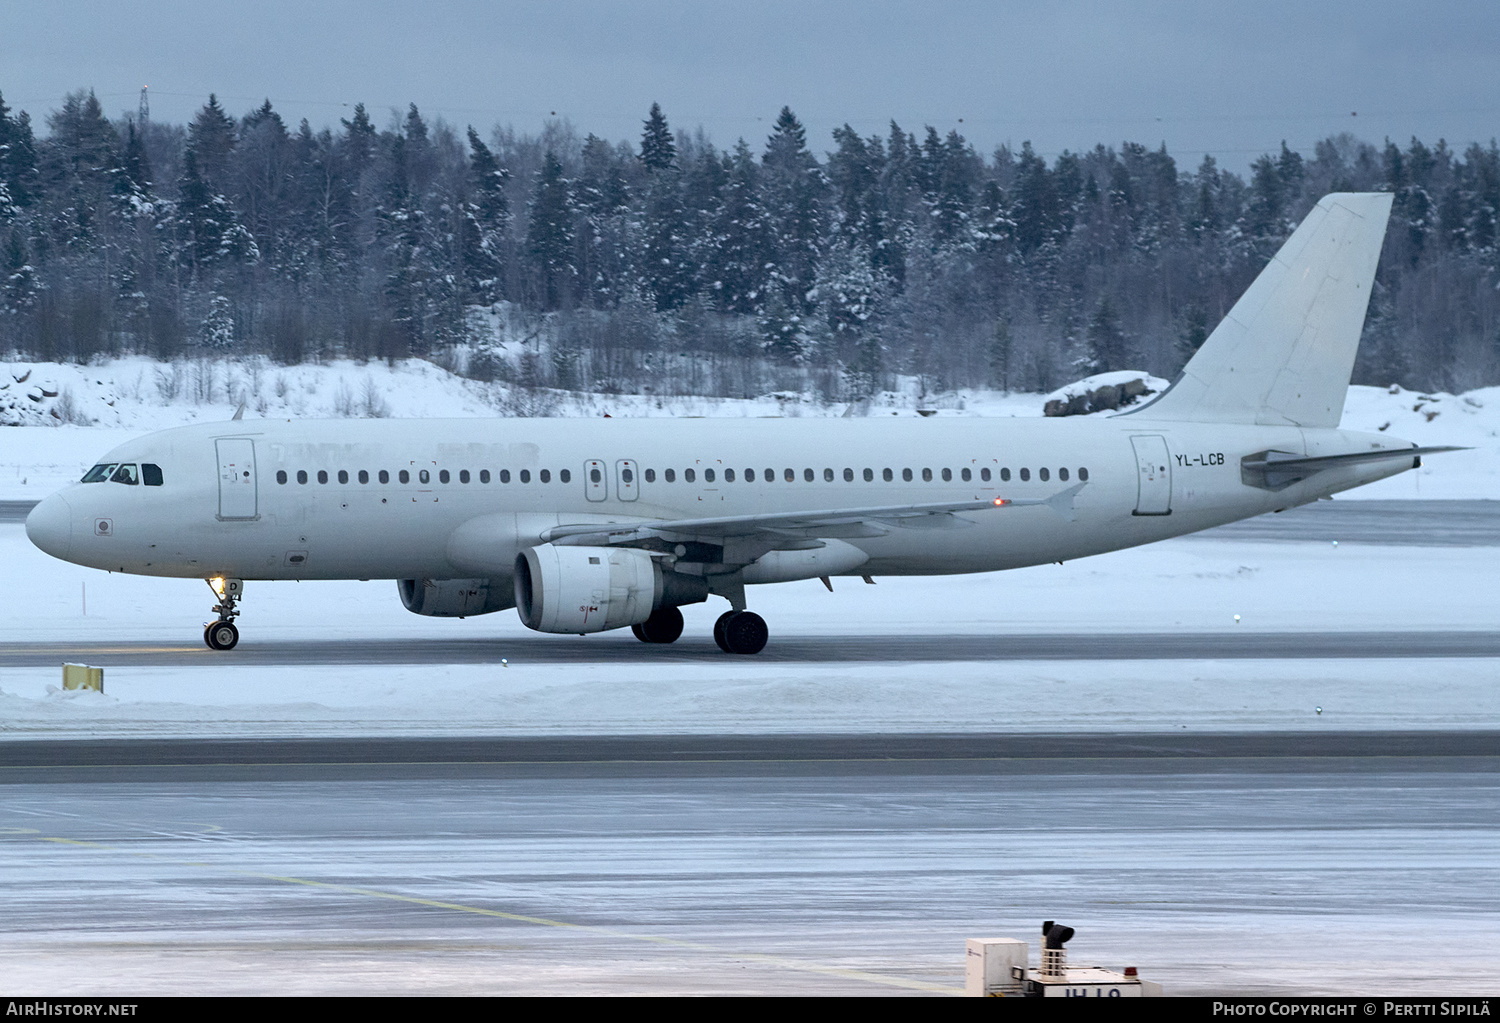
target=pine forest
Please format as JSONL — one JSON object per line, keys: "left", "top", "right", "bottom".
{"left": 2, "top": 89, "right": 1498, "bottom": 403}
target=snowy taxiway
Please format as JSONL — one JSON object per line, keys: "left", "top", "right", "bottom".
{"left": 4, "top": 734, "right": 1498, "bottom": 997}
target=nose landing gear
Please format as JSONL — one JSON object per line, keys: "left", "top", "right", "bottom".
{"left": 203, "top": 577, "right": 243, "bottom": 651}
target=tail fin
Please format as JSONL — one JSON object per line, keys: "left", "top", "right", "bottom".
{"left": 1128, "top": 192, "right": 1393, "bottom": 428}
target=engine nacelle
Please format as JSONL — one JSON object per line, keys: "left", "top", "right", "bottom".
{"left": 398, "top": 577, "right": 513, "bottom": 617}
{"left": 515, "top": 544, "right": 707, "bottom": 634}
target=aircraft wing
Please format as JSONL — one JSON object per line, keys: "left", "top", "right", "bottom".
{"left": 540, "top": 483, "right": 1086, "bottom": 549}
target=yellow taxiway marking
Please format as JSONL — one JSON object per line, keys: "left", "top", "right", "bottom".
{"left": 29, "top": 833, "right": 959, "bottom": 994}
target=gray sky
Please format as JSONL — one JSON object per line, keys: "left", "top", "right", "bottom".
{"left": 3, "top": 0, "right": 1497, "bottom": 172}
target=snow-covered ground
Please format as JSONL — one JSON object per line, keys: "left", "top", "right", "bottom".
{"left": 1, "top": 356, "right": 1493, "bottom": 499}
{"left": 2, "top": 516, "right": 1497, "bottom": 738}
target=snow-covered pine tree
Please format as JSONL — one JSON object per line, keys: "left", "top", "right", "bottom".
{"left": 1081, "top": 297, "right": 1128, "bottom": 375}
{"left": 188, "top": 95, "right": 237, "bottom": 189}
{"left": 526, "top": 149, "right": 575, "bottom": 311}
{"left": 463, "top": 126, "right": 511, "bottom": 304}
{"left": 639, "top": 102, "right": 677, "bottom": 173}
{"left": 199, "top": 294, "right": 235, "bottom": 350}
{"left": 761, "top": 107, "right": 827, "bottom": 357}
{"left": 705, "top": 139, "right": 767, "bottom": 317}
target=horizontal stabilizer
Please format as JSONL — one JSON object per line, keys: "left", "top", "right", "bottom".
{"left": 1241, "top": 445, "right": 1466, "bottom": 491}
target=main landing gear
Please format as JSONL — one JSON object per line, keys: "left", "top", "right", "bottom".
{"left": 632, "top": 605, "right": 684, "bottom": 644}
{"left": 714, "top": 610, "right": 768, "bottom": 655}
{"left": 629, "top": 603, "right": 769, "bottom": 654}
{"left": 203, "top": 577, "right": 243, "bottom": 651}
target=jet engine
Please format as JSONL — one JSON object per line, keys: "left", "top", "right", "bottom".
{"left": 398, "top": 577, "right": 514, "bottom": 617}
{"left": 514, "top": 544, "right": 708, "bottom": 634}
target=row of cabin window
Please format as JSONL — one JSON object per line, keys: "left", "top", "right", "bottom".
{"left": 642, "top": 465, "right": 1089, "bottom": 484}
{"left": 274, "top": 465, "right": 1090, "bottom": 486}
{"left": 275, "top": 468, "right": 568, "bottom": 485}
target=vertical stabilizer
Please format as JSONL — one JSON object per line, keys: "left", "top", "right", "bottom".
{"left": 1128, "top": 192, "right": 1392, "bottom": 427}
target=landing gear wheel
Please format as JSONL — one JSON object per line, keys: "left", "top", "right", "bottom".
{"left": 713, "top": 611, "right": 736, "bottom": 652}
{"left": 637, "top": 605, "right": 684, "bottom": 644}
{"left": 204, "top": 620, "right": 239, "bottom": 651}
{"left": 720, "top": 610, "right": 768, "bottom": 655}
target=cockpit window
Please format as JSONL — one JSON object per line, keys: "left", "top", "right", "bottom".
{"left": 142, "top": 463, "right": 163, "bottom": 486}
{"left": 81, "top": 463, "right": 117, "bottom": 483}
{"left": 110, "top": 464, "right": 140, "bottom": 485}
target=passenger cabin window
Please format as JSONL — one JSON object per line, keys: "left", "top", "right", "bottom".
{"left": 704, "top": 468, "right": 716, "bottom": 482}
{"left": 540, "top": 469, "right": 551, "bottom": 483}
{"left": 460, "top": 470, "right": 471, "bottom": 483}
{"left": 999, "top": 468, "right": 1009, "bottom": 482}
{"left": 277, "top": 470, "right": 288, "bottom": 485}
{"left": 1020, "top": 468, "right": 1030, "bottom": 482}
{"left": 560, "top": 469, "right": 571, "bottom": 483}
{"left": 1039, "top": 468, "right": 1050, "bottom": 482}
{"left": 338, "top": 470, "right": 349, "bottom": 484}
{"left": 419, "top": 470, "right": 430, "bottom": 484}
{"left": 980, "top": 468, "right": 990, "bottom": 482}
{"left": 500, "top": 469, "right": 511, "bottom": 483}
{"left": 1059, "top": 468, "right": 1069, "bottom": 482}
{"left": 399, "top": 470, "right": 410, "bottom": 484}
{"left": 861, "top": 468, "right": 871, "bottom": 482}
{"left": 318, "top": 470, "right": 329, "bottom": 484}
{"left": 142, "top": 463, "right": 163, "bottom": 486}
{"left": 664, "top": 469, "right": 676, "bottom": 482}
{"left": 784, "top": 468, "right": 794, "bottom": 482}
{"left": 439, "top": 470, "right": 450, "bottom": 484}
{"left": 961, "top": 468, "right": 971, "bottom": 482}
{"left": 81, "top": 463, "right": 117, "bottom": 483}
{"left": 620, "top": 468, "right": 632, "bottom": 483}
{"left": 111, "top": 464, "right": 139, "bottom": 485}
{"left": 724, "top": 468, "right": 735, "bottom": 482}
{"left": 1079, "top": 467, "right": 1089, "bottom": 482}
{"left": 298, "top": 470, "right": 309, "bottom": 484}
{"left": 380, "top": 470, "right": 390, "bottom": 484}
{"left": 764, "top": 468, "right": 774, "bottom": 481}
{"left": 902, "top": 468, "right": 913, "bottom": 482}
{"left": 921, "top": 468, "right": 932, "bottom": 482}
{"left": 359, "top": 470, "right": 369, "bottom": 484}
{"left": 520, "top": 470, "right": 531, "bottom": 483}
{"left": 883, "top": 468, "right": 893, "bottom": 482}
{"left": 480, "top": 470, "right": 490, "bottom": 483}
{"left": 942, "top": 468, "right": 952, "bottom": 482}
{"left": 685, "top": 468, "right": 696, "bottom": 483}
{"left": 744, "top": 468, "right": 755, "bottom": 482}
{"left": 804, "top": 468, "right": 814, "bottom": 482}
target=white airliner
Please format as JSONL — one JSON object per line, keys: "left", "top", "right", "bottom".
{"left": 25, "top": 193, "right": 1456, "bottom": 653}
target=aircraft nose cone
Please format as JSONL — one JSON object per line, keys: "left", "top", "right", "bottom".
{"left": 26, "top": 493, "right": 73, "bottom": 560}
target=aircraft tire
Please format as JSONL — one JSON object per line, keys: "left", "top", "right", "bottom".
{"left": 722, "top": 611, "right": 768, "bottom": 655}
{"left": 713, "top": 611, "right": 736, "bottom": 652}
{"left": 631, "top": 623, "right": 648, "bottom": 642}
{"left": 639, "top": 605, "right": 684, "bottom": 644}
{"left": 205, "top": 620, "right": 239, "bottom": 651}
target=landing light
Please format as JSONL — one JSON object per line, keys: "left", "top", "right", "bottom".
{"left": 210, "top": 576, "right": 226, "bottom": 597}
{"left": 993, "top": 498, "right": 1008, "bottom": 506}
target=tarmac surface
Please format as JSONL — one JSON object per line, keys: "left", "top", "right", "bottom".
{"left": 3, "top": 732, "right": 1498, "bottom": 996}
{"left": 2, "top": 629, "right": 1497, "bottom": 667}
